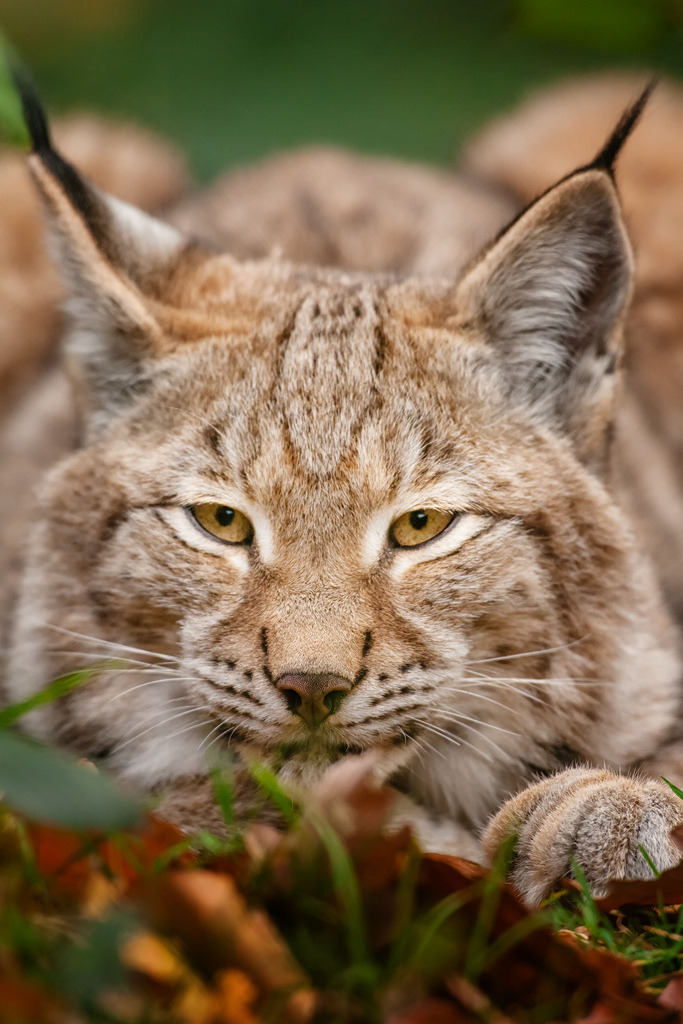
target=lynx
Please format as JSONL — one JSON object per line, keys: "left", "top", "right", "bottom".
{"left": 3, "top": 72, "right": 683, "bottom": 907}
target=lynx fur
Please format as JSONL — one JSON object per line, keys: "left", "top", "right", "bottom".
{"left": 2, "top": 74, "right": 683, "bottom": 906}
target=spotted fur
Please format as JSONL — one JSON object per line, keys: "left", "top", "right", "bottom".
{"left": 3, "top": 78, "right": 683, "bottom": 907}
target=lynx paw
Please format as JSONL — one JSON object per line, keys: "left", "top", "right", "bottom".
{"left": 482, "top": 768, "right": 683, "bottom": 908}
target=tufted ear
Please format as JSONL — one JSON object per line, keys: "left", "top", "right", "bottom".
{"left": 453, "top": 86, "right": 652, "bottom": 470}
{"left": 16, "top": 70, "right": 203, "bottom": 433}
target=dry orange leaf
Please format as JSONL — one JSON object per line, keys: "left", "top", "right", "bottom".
{"left": 215, "top": 969, "right": 259, "bottom": 1024}
{"left": 121, "top": 930, "right": 187, "bottom": 986}
{"left": 140, "top": 870, "right": 315, "bottom": 1023}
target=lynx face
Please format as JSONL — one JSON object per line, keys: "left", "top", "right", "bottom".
{"left": 8, "top": 89, "right": 680, "bottom": 829}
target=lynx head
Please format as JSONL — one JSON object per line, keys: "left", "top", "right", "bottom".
{"left": 12, "top": 76, "right": 667, "bottom": 812}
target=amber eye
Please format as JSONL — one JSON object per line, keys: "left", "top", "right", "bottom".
{"left": 189, "top": 503, "right": 254, "bottom": 545}
{"left": 390, "top": 508, "right": 455, "bottom": 548}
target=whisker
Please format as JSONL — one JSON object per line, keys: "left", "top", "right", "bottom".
{"left": 42, "top": 624, "right": 180, "bottom": 663}
{"left": 465, "top": 636, "right": 588, "bottom": 667}
{"left": 434, "top": 708, "right": 520, "bottom": 737}
{"left": 107, "top": 677, "right": 198, "bottom": 703}
{"left": 411, "top": 732, "right": 449, "bottom": 763}
{"left": 133, "top": 701, "right": 198, "bottom": 722}
{"left": 49, "top": 650, "right": 180, "bottom": 672}
{"left": 462, "top": 679, "right": 548, "bottom": 706}
{"left": 432, "top": 711, "right": 518, "bottom": 759}
{"left": 461, "top": 670, "right": 608, "bottom": 687}
{"left": 114, "top": 707, "right": 202, "bottom": 750}
{"left": 198, "top": 720, "right": 228, "bottom": 753}
{"left": 413, "top": 718, "right": 496, "bottom": 765}
{"left": 437, "top": 686, "right": 524, "bottom": 716}
{"left": 142, "top": 720, "right": 212, "bottom": 748}
{"left": 411, "top": 718, "right": 460, "bottom": 747}
{"left": 203, "top": 720, "right": 244, "bottom": 754}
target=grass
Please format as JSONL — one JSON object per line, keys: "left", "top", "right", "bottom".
{"left": 549, "top": 880, "right": 683, "bottom": 994}
{"left": 0, "top": 673, "right": 682, "bottom": 1021}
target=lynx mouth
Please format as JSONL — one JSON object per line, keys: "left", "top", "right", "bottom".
{"left": 275, "top": 739, "right": 366, "bottom": 761}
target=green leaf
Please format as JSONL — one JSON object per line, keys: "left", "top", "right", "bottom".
{"left": 309, "top": 815, "right": 371, "bottom": 970}
{"left": 54, "top": 910, "right": 139, "bottom": 1010}
{"left": 0, "top": 729, "right": 140, "bottom": 830}
{"left": 639, "top": 844, "right": 661, "bottom": 878}
{"left": 249, "top": 760, "right": 299, "bottom": 827}
{"left": 662, "top": 776, "right": 683, "bottom": 801}
{"left": 0, "top": 665, "right": 110, "bottom": 729}
{"left": 209, "top": 760, "right": 238, "bottom": 831}
{"left": 0, "top": 36, "right": 30, "bottom": 148}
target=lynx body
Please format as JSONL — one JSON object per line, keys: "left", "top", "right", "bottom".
{"left": 2, "top": 75, "right": 683, "bottom": 903}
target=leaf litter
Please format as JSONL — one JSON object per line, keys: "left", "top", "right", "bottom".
{"left": 1, "top": 743, "right": 683, "bottom": 1023}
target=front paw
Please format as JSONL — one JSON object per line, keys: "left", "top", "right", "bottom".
{"left": 482, "top": 768, "right": 683, "bottom": 908}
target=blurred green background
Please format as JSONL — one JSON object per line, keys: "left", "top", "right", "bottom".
{"left": 2, "top": 0, "right": 683, "bottom": 182}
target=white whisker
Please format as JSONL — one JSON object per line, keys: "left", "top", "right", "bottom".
{"left": 432, "top": 712, "right": 518, "bottom": 759}
{"left": 146, "top": 720, "right": 212, "bottom": 747}
{"left": 42, "top": 623, "right": 180, "bottom": 663}
{"left": 204, "top": 721, "right": 244, "bottom": 754}
{"left": 411, "top": 732, "right": 449, "bottom": 763}
{"left": 198, "top": 720, "right": 228, "bottom": 753}
{"left": 463, "top": 680, "right": 548, "bottom": 706}
{"left": 108, "top": 677, "right": 198, "bottom": 703}
{"left": 413, "top": 718, "right": 496, "bottom": 765}
{"left": 114, "top": 707, "right": 202, "bottom": 750}
{"left": 465, "top": 636, "right": 588, "bottom": 667}
{"left": 461, "top": 671, "right": 608, "bottom": 688}
{"left": 434, "top": 708, "right": 520, "bottom": 737}
{"left": 49, "top": 650, "right": 180, "bottom": 672}
{"left": 437, "top": 686, "right": 523, "bottom": 716}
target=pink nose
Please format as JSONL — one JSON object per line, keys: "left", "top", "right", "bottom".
{"left": 276, "top": 673, "right": 352, "bottom": 727}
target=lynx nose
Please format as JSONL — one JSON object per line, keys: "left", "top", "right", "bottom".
{"left": 276, "top": 673, "right": 352, "bottom": 727}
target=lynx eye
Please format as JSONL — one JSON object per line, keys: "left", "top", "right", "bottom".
{"left": 188, "top": 503, "right": 254, "bottom": 545}
{"left": 390, "top": 508, "right": 455, "bottom": 548}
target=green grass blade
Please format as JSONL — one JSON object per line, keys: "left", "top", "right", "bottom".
{"left": 209, "top": 761, "right": 238, "bottom": 831}
{"left": 463, "top": 832, "right": 517, "bottom": 982}
{"left": 661, "top": 776, "right": 683, "bottom": 801}
{"left": 309, "top": 815, "right": 371, "bottom": 968}
{"left": 404, "top": 887, "right": 479, "bottom": 976}
{"left": 0, "top": 663, "right": 115, "bottom": 729}
{"left": 478, "top": 911, "right": 548, "bottom": 973}
{"left": 639, "top": 844, "right": 661, "bottom": 878}
{"left": 568, "top": 855, "right": 602, "bottom": 937}
{"left": 248, "top": 761, "right": 299, "bottom": 827}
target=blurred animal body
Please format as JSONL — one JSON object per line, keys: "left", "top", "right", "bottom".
{"left": 2, "top": 74, "right": 683, "bottom": 905}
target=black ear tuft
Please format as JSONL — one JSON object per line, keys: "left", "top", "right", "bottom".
{"left": 590, "top": 79, "right": 656, "bottom": 175}
{"left": 10, "top": 62, "right": 52, "bottom": 155}
{"left": 11, "top": 63, "right": 102, "bottom": 229}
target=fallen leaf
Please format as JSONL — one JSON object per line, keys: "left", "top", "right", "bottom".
{"left": 660, "top": 975, "right": 683, "bottom": 1012}
{"left": 121, "top": 930, "right": 187, "bottom": 986}
{"left": 593, "top": 858, "right": 683, "bottom": 911}
{"left": 139, "top": 869, "right": 315, "bottom": 1023}
{"left": 384, "top": 995, "right": 478, "bottom": 1023}
{"left": 215, "top": 969, "right": 259, "bottom": 1024}
{"left": 0, "top": 976, "right": 70, "bottom": 1024}
{"left": 28, "top": 812, "right": 192, "bottom": 904}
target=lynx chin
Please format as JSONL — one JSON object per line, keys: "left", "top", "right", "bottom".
{"left": 3, "top": 71, "right": 683, "bottom": 907}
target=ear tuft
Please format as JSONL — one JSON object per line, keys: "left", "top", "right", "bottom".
{"left": 15, "top": 68, "right": 206, "bottom": 435}
{"left": 586, "top": 78, "right": 656, "bottom": 175}
{"left": 12, "top": 63, "right": 103, "bottom": 236}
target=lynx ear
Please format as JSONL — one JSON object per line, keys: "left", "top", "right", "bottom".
{"left": 454, "top": 88, "right": 651, "bottom": 469}
{"left": 16, "top": 70, "right": 196, "bottom": 428}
